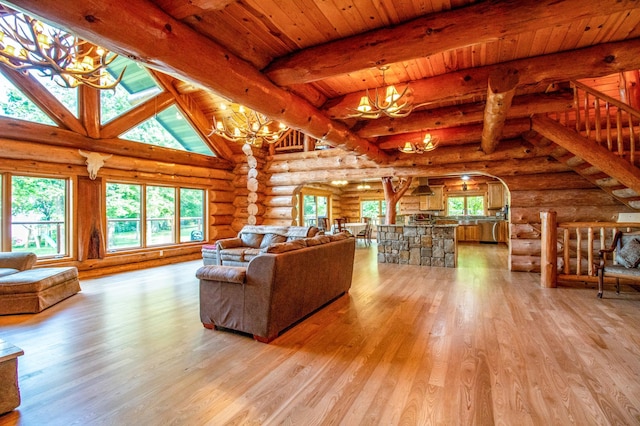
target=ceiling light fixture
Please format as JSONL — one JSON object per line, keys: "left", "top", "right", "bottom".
{"left": 357, "top": 182, "right": 371, "bottom": 190}
{"left": 350, "top": 65, "right": 413, "bottom": 119}
{"left": 211, "top": 104, "right": 288, "bottom": 147}
{"left": 398, "top": 133, "right": 438, "bottom": 154}
{"left": 331, "top": 180, "right": 348, "bottom": 186}
{"left": 0, "top": 5, "right": 122, "bottom": 89}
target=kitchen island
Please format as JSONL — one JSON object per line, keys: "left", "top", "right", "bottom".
{"left": 377, "top": 224, "right": 457, "bottom": 267}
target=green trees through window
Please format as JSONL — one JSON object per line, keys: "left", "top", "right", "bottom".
{"left": 106, "top": 182, "right": 205, "bottom": 251}
{"left": 10, "top": 176, "right": 67, "bottom": 257}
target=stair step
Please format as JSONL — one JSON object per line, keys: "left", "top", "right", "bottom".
{"left": 612, "top": 188, "right": 640, "bottom": 197}
{"left": 595, "top": 177, "right": 620, "bottom": 187}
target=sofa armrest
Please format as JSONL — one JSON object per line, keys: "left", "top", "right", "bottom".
{"left": 196, "top": 265, "right": 246, "bottom": 284}
{"left": 216, "top": 238, "right": 244, "bottom": 250}
{"left": 0, "top": 252, "right": 37, "bottom": 271}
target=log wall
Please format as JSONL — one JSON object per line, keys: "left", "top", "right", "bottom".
{"left": 0, "top": 138, "right": 235, "bottom": 277}
{"left": 265, "top": 147, "right": 635, "bottom": 273}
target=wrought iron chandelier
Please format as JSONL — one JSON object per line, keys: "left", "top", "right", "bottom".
{"left": 211, "top": 104, "right": 288, "bottom": 147}
{"left": 350, "top": 66, "right": 414, "bottom": 119}
{"left": 398, "top": 133, "right": 438, "bottom": 154}
{"left": 0, "top": 5, "right": 122, "bottom": 89}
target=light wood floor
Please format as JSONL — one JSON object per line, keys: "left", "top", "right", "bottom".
{"left": 1, "top": 243, "right": 639, "bottom": 425}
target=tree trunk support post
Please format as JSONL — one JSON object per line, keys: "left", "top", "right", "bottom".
{"left": 540, "top": 210, "right": 558, "bottom": 288}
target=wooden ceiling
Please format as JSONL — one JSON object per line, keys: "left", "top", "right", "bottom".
{"left": 6, "top": 0, "right": 640, "bottom": 162}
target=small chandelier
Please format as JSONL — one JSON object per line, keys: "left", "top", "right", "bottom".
{"left": 350, "top": 65, "right": 413, "bottom": 119}
{"left": 211, "top": 104, "right": 288, "bottom": 147}
{"left": 357, "top": 182, "right": 371, "bottom": 190}
{"left": 399, "top": 133, "right": 438, "bottom": 154}
{"left": 0, "top": 5, "right": 122, "bottom": 89}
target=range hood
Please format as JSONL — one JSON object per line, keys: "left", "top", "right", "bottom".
{"left": 411, "top": 178, "right": 434, "bottom": 196}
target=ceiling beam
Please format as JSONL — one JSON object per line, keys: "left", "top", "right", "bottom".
{"left": 323, "top": 38, "right": 640, "bottom": 120}
{"left": 356, "top": 91, "right": 573, "bottom": 138}
{"left": 6, "top": 0, "right": 390, "bottom": 162}
{"left": 264, "top": 0, "right": 640, "bottom": 85}
{"left": 481, "top": 69, "right": 519, "bottom": 154}
{"left": 377, "top": 118, "right": 532, "bottom": 150}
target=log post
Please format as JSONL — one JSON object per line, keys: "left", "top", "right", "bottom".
{"left": 381, "top": 177, "right": 412, "bottom": 224}
{"left": 540, "top": 210, "right": 558, "bottom": 288}
{"left": 481, "top": 69, "right": 519, "bottom": 154}
{"left": 77, "top": 176, "right": 106, "bottom": 260}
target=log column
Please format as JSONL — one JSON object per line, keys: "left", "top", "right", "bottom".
{"left": 540, "top": 210, "right": 558, "bottom": 288}
{"left": 77, "top": 176, "right": 106, "bottom": 260}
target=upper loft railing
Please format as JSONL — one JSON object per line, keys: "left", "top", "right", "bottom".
{"left": 547, "top": 81, "right": 640, "bottom": 165}
{"left": 269, "top": 129, "right": 330, "bottom": 154}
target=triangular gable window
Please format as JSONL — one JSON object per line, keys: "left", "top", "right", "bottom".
{"left": 29, "top": 71, "right": 79, "bottom": 118}
{"left": 0, "top": 71, "right": 56, "bottom": 125}
{"left": 101, "top": 56, "right": 162, "bottom": 125}
{"left": 121, "top": 105, "right": 214, "bottom": 156}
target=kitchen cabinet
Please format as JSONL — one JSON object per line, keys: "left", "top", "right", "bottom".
{"left": 456, "top": 224, "right": 480, "bottom": 242}
{"left": 420, "top": 185, "right": 444, "bottom": 211}
{"left": 498, "top": 220, "right": 509, "bottom": 243}
{"left": 487, "top": 182, "right": 504, "bottom": 209}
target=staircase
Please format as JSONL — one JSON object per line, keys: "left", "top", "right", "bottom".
{"left": 532, "top": 81, "right": 640, "bottom": 209}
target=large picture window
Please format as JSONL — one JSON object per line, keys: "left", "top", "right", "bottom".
{"left": 9, "top": 175, "right": 69, "bottom": 258}
{"left": 106, "top": 182, "right": 205, "bottom": 251}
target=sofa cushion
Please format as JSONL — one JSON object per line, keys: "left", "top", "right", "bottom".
{"left": 0, "top": 268, "right": 19, "bottom": 278}
{"left": 260, "top": 233, "right": 287, "bottom": 249}
{"left": 329, "top": 232, "right": 350, "bottom": 241}
{"left": 240, "top": 233, "right": 264, "bottom": 248}
{"left": 217, "top": 238, "right": 243, "bottom": 249}
{"left": 219, "top": 248, "right": 246, "bottom": 262}
{"left": 616, "top": 238, "right": 640, "bottom": 268}
{"left": 243, "top": 248, "right": 262, "bottom": 262}
{"left": 265, "top": 239, "right": 307, "bottom": 253}
{"left": 305, "top": 235, "right": 330, "bottom": 246}
{"left": 196, "top": 265, "right": 246, "bottom": 283}
{"left": 0, "top": 267, "right": 78, "bottom": 294}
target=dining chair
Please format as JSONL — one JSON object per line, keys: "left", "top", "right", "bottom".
{"left": 318, "top": 217, "right": 330, "bottom": 233}
{"left": 356, "top": 218, "right": 372, "bottom": 246}
{"left": 334, "top": 217, "right": 346, "bottom": 233}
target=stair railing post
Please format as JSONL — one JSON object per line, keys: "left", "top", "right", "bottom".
{"left": 540, "top": 210, "right": 558, "bottom": 288}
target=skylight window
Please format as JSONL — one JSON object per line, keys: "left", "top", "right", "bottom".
{"left": 121, "top": 105, "right": 214, "bottom": 156}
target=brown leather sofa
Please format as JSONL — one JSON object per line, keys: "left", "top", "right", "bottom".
{"left": 213, "top": 225, "right": 320, "bottom": 266}
{"left": 0, "top": 252, "right": 80, "bottom": 314}
{"left": 196, "top": 232, "right": 355, "bottom": 342}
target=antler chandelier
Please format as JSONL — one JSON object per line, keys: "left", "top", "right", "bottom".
{"left": 399, "top": 133, "right": 438, "bottom": 154}
{"left": 211, "top": 104, "right": 288, "bottom": 147}
{"left": 0, "top": 5, "right": 122, "bottom": 89}
{"left": 350, "top": 66, "right": 414, "bottom": 119}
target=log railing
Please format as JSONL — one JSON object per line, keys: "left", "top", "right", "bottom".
{"left": 547, "top": 81, "right": 640, "bottom": 165}
{"left": 539, "top": 211, "right": 640, "bottom": 287}
{"left": 270, "top": 129, "right": 304, "bottom": 153}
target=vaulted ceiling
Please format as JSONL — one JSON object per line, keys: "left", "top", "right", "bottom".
{"left": 5, "top": 0, "right": 640, "bottom": 163}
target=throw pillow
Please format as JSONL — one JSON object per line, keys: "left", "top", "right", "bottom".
{"left": 616, "top": 238, "right": 640, "bottom": 268}
{"left": 259, "top": 233, "right": 287, "bottom": 249}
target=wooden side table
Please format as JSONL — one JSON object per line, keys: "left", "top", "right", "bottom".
{"left": 0, "top": 339, "right": 24, "bottom": 414}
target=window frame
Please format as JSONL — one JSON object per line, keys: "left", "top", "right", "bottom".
{"left": 446, "top": 192, "right": 486, "bottom": 216}
{"left": 0, "top": 172, "right": 73, "bottom": 259}
{"left": 298, "top": 189, "right": 331, "bottom": 227}
{"left": 105, "top": 179, "right": 207, "bottom": 253}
